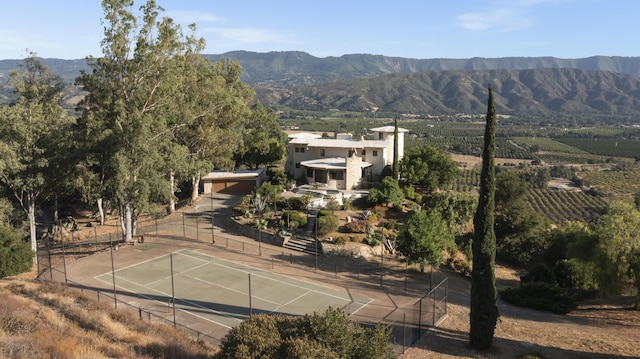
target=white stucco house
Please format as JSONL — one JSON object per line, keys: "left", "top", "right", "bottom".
{"left": 285, "top": 126, "right": 408, "bottom": 190}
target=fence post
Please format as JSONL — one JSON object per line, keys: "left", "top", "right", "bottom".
{"left": 433, "top": 289, "right": 436, "bottom": 326}
{"left": 418, "top": 296, "right": 423, "bottom": 333}
{"left": 403, "top": 312, "right": 407, "bottom": 354}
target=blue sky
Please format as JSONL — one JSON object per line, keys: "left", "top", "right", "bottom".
{"left": 0, "top": 0, "right": 637, "bottom": 60}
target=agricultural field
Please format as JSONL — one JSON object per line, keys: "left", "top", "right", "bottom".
{"left": 527, "top": 188, "right": 608, "bottom": 225}
{"left": 578, "top": 168, "right": 640, "bottom": 200}
{"left": 555, "top": 137, "right": 640, "bottom": 158}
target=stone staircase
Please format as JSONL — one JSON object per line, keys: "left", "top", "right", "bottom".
{"left": 283, "top": 234, "right": 320, "bottom": 255}
{"left": 283, "top": 211, "right": 321, "bottom": 255}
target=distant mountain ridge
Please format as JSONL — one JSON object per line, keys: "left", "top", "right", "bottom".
{"left": 264, "top": 67, "right": 640, "bottom": 116}
{"left": 2, "top": 51, "right": 640, "bottom": 118}
{"left": 206, "top": 51, "right": 640, "bottom": 87}
{"left": 3, "top": 51, "right": 640, "bottom": 86}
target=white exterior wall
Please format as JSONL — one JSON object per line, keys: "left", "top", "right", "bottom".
{"left": 345, "top": 154, "right": 363, "bottom": 189}
{"left": 286, "top": 128, "right": 407, "bottom": 189}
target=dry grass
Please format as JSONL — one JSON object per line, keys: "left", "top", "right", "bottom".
{"left": 0, "top": 279, "right": 217, "bottom": 359}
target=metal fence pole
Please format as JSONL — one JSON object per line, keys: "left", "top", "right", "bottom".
{"left": 248, "top": 273, "right": 253, "bottom": 316}
{"left": 62, "top": 230, "right": 68, "bottom": 285}
{"left": 170, "top": 253, "right": 176, "bottom": 328}
{"left": 182, "top": 214, "right": 185, "bottom": 238}
{"left": 109, "top": 234, "right": 117, "bottom": 308}
{"left": 210, "top": 191, "right": 215, "bottom": 244}
{"left": 403, "top": 312, "right": 407, "bottom": 354}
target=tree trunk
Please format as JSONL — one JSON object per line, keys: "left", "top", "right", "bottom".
{"left": 53, "top": 195, "right": 59, "bottom": 224}
{"left": 97, "top": 197, "right": 105, "bottom": 225}
{"left": 28, "top": 193, "right": 38, "bottom": 266}
{"left": 132, "top": 211, "right": 138, "bottom": 236}
{"left": 169, "top": 170, "right": 176, "bottom": 214}
{"left": 125, "top": 203, "right": 133, "bottom": 242}
{"left": 191, "top": 173, "right": 200, "bottom": 202}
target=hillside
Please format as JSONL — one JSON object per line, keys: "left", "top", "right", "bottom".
{"left": 3, "top": 52, "right": 640, "bottom": 119}
{"left": 0, "top": 278, "right": 217, "bottom": 358}
{"left": 265, "top": 68, "right": 640, "bottom": 117}
{"left": 4, "top": 53, "right": 640, "bottom": 87}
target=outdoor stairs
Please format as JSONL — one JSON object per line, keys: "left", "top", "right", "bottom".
{"left": 283, "top": 234, "right": 321, "bottom": 255}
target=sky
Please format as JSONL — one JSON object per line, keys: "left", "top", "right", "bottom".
{"left": 0, "top": 0, "right": 638, "bottom": 60}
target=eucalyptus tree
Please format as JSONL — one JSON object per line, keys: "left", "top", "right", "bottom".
{"left": 75, "top": 0, "right": 203, "bottom": 240}
{"left": 233, "top": 102, "right": 287, "bottom": 169}
{"left": 171, "top": 57, "right": 255, "bottom": 203}
{"left": 0, "top": 54, "right": 69, "bottom": 263}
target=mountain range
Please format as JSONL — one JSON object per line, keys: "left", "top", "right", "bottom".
{"left": 2, "top": 52, "right": 640, "bottom": 119}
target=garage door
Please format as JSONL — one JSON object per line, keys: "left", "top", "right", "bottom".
{"left": 210, "top": 180, "right": 256, "bottom": 194}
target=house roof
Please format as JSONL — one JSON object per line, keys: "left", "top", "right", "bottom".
{"left": 301, "top": 157, "right": 372, "bottom": 170}
{"left": 370, "top": 125, "right": 409, "bottom": 133}
{"left": 287, "top": 132, "right": 322, "bottom": 140}
{"left": 290, "top": 136, "right": 388, "bottom": 149}
{"left": 202, "top": 168, "right": 265, "bottom": 180}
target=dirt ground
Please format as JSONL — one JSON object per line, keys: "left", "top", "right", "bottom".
{"left": 402, "top": 265, "right": 640, "bottom": 359}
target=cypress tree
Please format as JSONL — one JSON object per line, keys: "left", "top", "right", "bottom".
{"left": 470, "top": 85, "right": 499, "bottom": 349}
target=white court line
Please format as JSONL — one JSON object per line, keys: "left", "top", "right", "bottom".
{"left": 271, "top": 290, "right": 313, "bottom": 313}
{"left": 94, "top": 250, "right": 242, "bottom": 328}
{"left": 94, "top": 273, "right": 240, "bottom": 329}
{"left": 181, "top": 249, "right": 369, "bottom": 304}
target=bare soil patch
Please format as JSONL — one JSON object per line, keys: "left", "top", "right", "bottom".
{"left": 402, "top": 265, "right": 640, "bottom": 359}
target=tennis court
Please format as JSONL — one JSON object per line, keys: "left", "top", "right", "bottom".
{"left": 95, "top": 249, "right": 372, "bottom": 329}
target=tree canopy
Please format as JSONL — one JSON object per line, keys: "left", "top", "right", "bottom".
{"left": 0, "top": 53, "right": 70, "bottom": 262}
{"left": 74, "top": 0, "right": 259, "bottom": 239}
{"left": 396, "top": 209, "right": 454, "bottom": 269}
{"left": 400, "top": 145, "right": 459, "bottom": 193}
{"left": 593, "top": 200, "right": 640, "bottom": 307}
{"left": 214, "top": 307, "right": 394, "bottom": 359}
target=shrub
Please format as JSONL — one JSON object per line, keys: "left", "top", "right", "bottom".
{"left": 521, "top": 263, "right": 556, "bottom": 285}
{"left": 317, "top": 214, "right": 339, "bottom": 236}
{"left": 383, "top": 218, "right": 399, "bottom": 231}
{"left": 499, "top": 282, "right": 579, "bottom": 314}
{"left": 281, "top": 195, "right": 312, "bottom": 210}
{"left": 0, "top": 225, "right": 32, "bottom": 278}
{"left": 280, "top": 210, "right": 307, "bottom": 230}
{"left": 345, "top": 220, "right": 370, "bottom": 233}
{"left": 325, "top": 199, "right": 341, "bottom": 212}
{"left": 362, "top": 236, "right": 381, "bottom": 247}
{"left": 333, "top": 236, "right": 348, "bottom": 245}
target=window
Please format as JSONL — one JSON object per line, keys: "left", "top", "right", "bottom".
{"left": 320, "top": 149, "right": 325, "bottom": 156}
{"left": 295, "top": 162, "right": 300, "bottom": 168}
{"left": 362, "top": 149, "right": 366, "bottom": 156}
{"left": 307, "top": 167, "right": 314, "bottom": 177}
{"left": 300, "top": 147, "right": 305, "bottom": 153}
{"left": 378, "top": 133, "right": 383, "bottom": 139}
{"left": 295, "top": 147, "right": 299, "bottom": 153}
{"left": 373, "top": 150, "right": 378, "bottom": 156}
{"left": 330, "top": 170, "right": 344, "bottom": 180}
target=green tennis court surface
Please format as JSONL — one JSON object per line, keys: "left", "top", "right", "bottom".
{"left": 96, "top": 249, "right": 371, "bottom": 328}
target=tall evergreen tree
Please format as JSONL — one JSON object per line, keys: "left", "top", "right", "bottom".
{"left": 470, "top": 84, "right": 499, "bottom": 349}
